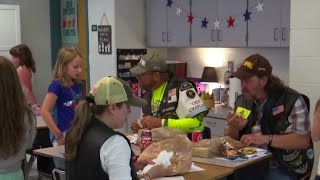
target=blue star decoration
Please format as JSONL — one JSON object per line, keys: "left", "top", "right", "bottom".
{"left": 201, "top": 17, "right": 208, "bottom": 28}
{"left": 166, "top": 0, "right": 173, "bottom": 7}
{"left": 243, "top": 9, "right": 251, "bottom": 21}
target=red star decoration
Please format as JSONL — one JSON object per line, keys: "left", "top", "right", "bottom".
{"left": 227, "top": 16, "right": 235, "bottom": 28}
{"left": 188, "top": 13, "right": 194, "bottom": 24}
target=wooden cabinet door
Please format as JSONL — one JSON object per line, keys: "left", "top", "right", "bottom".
{"left": 145, "top": 0, "right": 167, "bottom": 47}
{"left": 191, "top": 0, "right": 218, "bottom": 47}
{"left": 248, "top": 0, "right": 282, "bottom": 47}
{"left": 217, "top": 0, "right": 247, "bottom": 47}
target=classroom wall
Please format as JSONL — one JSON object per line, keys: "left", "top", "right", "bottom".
{"left": 290, "top": 0, "right": 320, "bottom": 178}
{"left": 167, "top": 48, "right": 289, "bottom": 85}
{"left": 0, "top": 0, "right": 51, "bottom": 103}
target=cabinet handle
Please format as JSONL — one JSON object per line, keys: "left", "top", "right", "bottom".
{"left": 211, "top": 30, "right": 216, "bottom": 41}
{"left": 162, "top": 32, "right": 166, "bottom": 42}
{"left": 282, "top": 28, "right": 286, "bottom": 41}
{"left": 167, "top": 32, "right": 171, "bottom": 42}
{"left": 274, "top": 28, "right": 278, "bottom": 41}
{"left": 218, "top": 30, "right": 222, "bottom": 41}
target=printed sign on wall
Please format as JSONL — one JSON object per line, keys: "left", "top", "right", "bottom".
{"left": 61, "top": 0, "right": 78, "bottom": 44}
{"left": 98, "top": 25, "right": 112, "bottom": 54}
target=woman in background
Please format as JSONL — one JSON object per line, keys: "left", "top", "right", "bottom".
{"left": 41, "top": 47, "right": 83, "bottom": 146}
{"left": 66, "top": 76, "right": 172, "bottom": 180}
{"left": 0, "top": 56, "right": 36, "bottom": 180}
{"left": 10, "top": 44, "right": 40, "bottom": 114}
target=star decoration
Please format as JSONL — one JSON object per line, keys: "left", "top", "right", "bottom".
{"left": 243, "top": 9, "right": 251, "bottom": 21}
{"left": 227, "top": 16, "right": 235, "bottom": 28}
{"left": 176, "top": 8, "right": 182, "bottom": 16}
{"left": 166, "top": 0, "right": 173, "bottom": 8}
{"left": 213, "top": 19, "right": 220, "bottom": 30}
{"left": 201, "top": 17, "right": 208, "bottom": 28}
{"left": 256, "top": 1, "right": 264, "bottom": 13}
{"left": 188, "top": 12, "right": 194, "bottom": 24}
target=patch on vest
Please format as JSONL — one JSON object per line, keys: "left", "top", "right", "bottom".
{"left": 186, "top": 90, "right": 196, "bottom": 99}
{"left": 306, "top": 148, "right": 314, "bottom": 159}
{"left": 179, "top": 81, "right": 194, "bottom": 91}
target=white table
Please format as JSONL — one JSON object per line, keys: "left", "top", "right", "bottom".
{"left": 36, "top": 115, "right": 47, "bottom": 129}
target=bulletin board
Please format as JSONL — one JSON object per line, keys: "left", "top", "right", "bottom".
{"left": 117, "top": 49, "right": 147, "bottom": 96}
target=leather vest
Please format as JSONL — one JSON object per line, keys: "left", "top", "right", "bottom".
{"left": 142, "top": 77, "right": 183, "bottom": 119}
{"left": 236, "top": 87, "right": 314, "bottom": 178}
{"left": 67, "top": 118, "right": 137, "bottom": 180}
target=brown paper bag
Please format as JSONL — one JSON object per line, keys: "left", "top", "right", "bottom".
{"left": 138, "top": 135, "right": 192, "bottom": 175}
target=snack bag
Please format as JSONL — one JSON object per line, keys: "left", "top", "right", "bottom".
{"left": 219, "top": 140, "right": 247, "bottom": 160}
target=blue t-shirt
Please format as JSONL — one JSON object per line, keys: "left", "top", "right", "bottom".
{"left": 48, "top": 80, "right": 82, "bottom": 133}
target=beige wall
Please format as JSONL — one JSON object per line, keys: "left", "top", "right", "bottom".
{"left": 290, "top": 0, "right": 320, "bottom": 178}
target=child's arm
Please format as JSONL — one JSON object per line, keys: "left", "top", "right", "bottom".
{"left": 41, "top": 92, "right": 62, "bottom": 138}
{"left": 312, "top": 105, "right": 320, "bottom": 142}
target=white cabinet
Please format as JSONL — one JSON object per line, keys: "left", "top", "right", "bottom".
{"left": 204, "top": 116, "right": 227, "bottom": 137}
{"left": 146, "top": 0, "right": 190, "bottom": 47}
{"left": 248, "top": 0, "right": 290, "bottom": 47}
{"left": 191, "top": 0, "right": 247, "bottom": 47}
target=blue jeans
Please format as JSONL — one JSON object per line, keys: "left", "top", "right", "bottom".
{"left": 315, "top": 174, "right": 320, "bottom": 180}
{"left": 265, "top": 168, "right": 298, "bottom": 180}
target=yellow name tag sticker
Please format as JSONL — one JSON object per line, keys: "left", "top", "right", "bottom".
{"left": 236, "top": 107, "right": 251, "bottom": 120}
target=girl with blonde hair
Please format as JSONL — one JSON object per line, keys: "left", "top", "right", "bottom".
{"left": 42, "top": 47, "right": 83, "bottom": 146}
{"left": 0, "top": 56, "right": 36, "bottom": 180}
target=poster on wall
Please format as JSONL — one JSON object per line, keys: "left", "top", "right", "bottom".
{"left": 98, "top": 25, "right": 112, "bottom": 54}
{"left": 60, "top": 0, "right": 78, "bottom": 44}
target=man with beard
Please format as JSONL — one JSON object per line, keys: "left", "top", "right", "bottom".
{"left": 129, "top": 52, "right": 208, "bottom": 137}
{"left": 224, "top": 54, "right": 313, "bottom": 180}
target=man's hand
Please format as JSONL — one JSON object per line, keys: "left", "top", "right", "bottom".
{"left": 134, "top": 159, "right": 154, "bottom": 170}
{"left": 131, "top": 120, "right": 142, "bottom": 133}
{"left": 226, "top": 111, "right": 248, "bottom": 131}
{"left": 141, "top": 116, "right": 162, "bottom": 129}
{"left": 240, "top": 134, "right": 268, "bottom": 147}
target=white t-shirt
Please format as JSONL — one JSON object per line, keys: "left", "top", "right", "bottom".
{"left": 100, "top": 134, "right": 133, "bottom": 180}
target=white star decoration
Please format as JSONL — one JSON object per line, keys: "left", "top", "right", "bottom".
{"left": 213, "top": 19, "right": 220, "bottom": 30}
{"left": 256, "top": 1, "right": 264, "bottom": 13}
{"left": 176, "top": 8, "right": 182, "bottom": 16}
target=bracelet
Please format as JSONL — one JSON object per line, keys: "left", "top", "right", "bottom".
{"left": 55, "top": 133, "right": 64, "bottom": 141}
{"left": 268, "top": 134, "right": 273, "bottom": 147}
{"left": 143, "top": 173, "right": 152, "bottom": 180}
{"left": 31, "top": 104, "right": 39, "bottom": 109}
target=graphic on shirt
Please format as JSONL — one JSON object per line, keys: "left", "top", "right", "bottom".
{"left": 64, "top": 89, "right": 82, "bottom": 109}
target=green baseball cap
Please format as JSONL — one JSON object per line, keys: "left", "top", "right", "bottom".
{"left": 130, "top": 52, "right": 168, "bottom": 76}
{"left": 90, "top": 76, "right": 147, "bottom": 107}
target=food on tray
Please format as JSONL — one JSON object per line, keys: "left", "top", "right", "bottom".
{"left": 239, "top": 147, "right": 257, "bottom": 155}
{"left": 219, "top": 140, "right": 247, "bottom": 160}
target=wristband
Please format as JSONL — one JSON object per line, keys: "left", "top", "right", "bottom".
{"left": 31, "top": 104, "right": 39, "bottom": 109}
{"left": 268, "top": 134, "right": 273, "bottom": 147}
{"left": 55, "top": 133, "right": 64, "bottom": 141}
{"left": 143, "top": 173, "right": 152, "bottom": 180}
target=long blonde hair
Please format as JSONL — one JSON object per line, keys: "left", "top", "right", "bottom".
{"left": 52, "top": 47, "right": 82, "bottom": 87}
{"left": 0, "top": 56, "right": 35, "bottom": 158}
{"left": 65, "top": 97, "right": 124, "bottom": 160}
